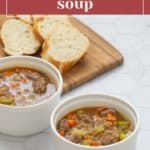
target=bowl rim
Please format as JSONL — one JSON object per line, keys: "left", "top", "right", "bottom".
{"left": 50, "top": 94, "right": 140, "bottom": 149}
{"left": 0, "top": 56, "right": 63, "bottom": 109}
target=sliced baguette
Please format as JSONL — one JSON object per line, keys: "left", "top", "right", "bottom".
{"left": 32, "top": 15, "right": 44, "bottom": 23}
{"left": 41, "top": 23, "right": 89, "bottom": 73}
{"left": 16, "top": 15, "right": 33, "bottom": 24}
{"left": 34, "top": 15, "right": 70, "bottom": 40}
{"left": 0, "top": 19, "right": 41, "bottom": 55}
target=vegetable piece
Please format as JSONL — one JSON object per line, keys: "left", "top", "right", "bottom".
{"left": 15, "top": 68, "right": 22, "bottom": 73}
{"left": 67, "top": 113, "right": 77, "bottom": 120}
{"left": 10, "top": 81, "right": 19, "bottom": 88}
{"left": 13, "top": 75, "right": 22, "bottom": 81}
{"left": 3, "top": 71, "right": 13, "bottom": 76}
{"left": 21, "top": 78, "right": 27, "bottom": 83}
{"left": 83, "top": 135, "right": 91, "bottom": 140}
{"left": 91, "top": 141, "right": 101, "bottom": 146}
{"left": 68, "top": 119, "right": 77, "bottom": 127}
{"left": 82, "top": 139, "right": 92, "bottom": 146}
{"left": 107, "top": 113, "right": 117, "bottom": 121}
{"left": 59, "top": 130, "right": 65, "bottom": 137}
{"left": 76, "top": 110, "right": 84, "bottom": 116}
{"left": 93, "top": 125, "right": 104, "bottom": 134}
{"left": 0, "top": 96, "right": 14, "bottom": 104}
{"left": 119, "top": 133, "right": 127, "bottom": 140}
{"left": 72, "top": 128, "right": 88, "bottom": 136}
{"left": 0, "top": 85, "right": 9, "bottom": 94}
{"left": 117, "top": 121, "right": 129, "bottom": 128}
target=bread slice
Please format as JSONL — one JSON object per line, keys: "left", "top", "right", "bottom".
{"left": 41, "top": 23, "right": 89, "bottom": 73}
{"left": 34, "top": 15, "right": 70, "bottom": 40}
{"left": 0, "top": 19, "right": 41, "bottom": 55}
{"left": 16, "top": 15, "right": 33, "bottom": 24}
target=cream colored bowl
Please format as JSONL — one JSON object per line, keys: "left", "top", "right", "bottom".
{"left": 0, "top": 56, "right": 63, "bottom": 136}
{"left": 50, "top": 94, "right": 140, "bottom": 150}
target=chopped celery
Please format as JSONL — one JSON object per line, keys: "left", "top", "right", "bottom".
{"left": 0, "top": 97, "right": 14, "bottom": 104}
{"left": 72, "top": 128, "right": 88, "bottom": 136}
{"left": 117, "top": 121, "right": 129, "bottom": 128}
{"left": 93, "top": 125, "right": 104, "bottom": 134}
{"left": 76, "top": 110, "right": 85, "bottom": 116}
{"left": 82, "top": 139, "right": 92, "bottom": 146}
{"left": 119, "top": 133, "right": 127, "bottom": 140}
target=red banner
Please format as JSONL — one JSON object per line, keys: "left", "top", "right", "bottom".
{"left": 145, "top": 0, "right": 150, "bottom": 14}
{"left": 0, "top": 0, "right": 148, "bottom": 14}
{"left": 0, "top": 0, "right": 6, "bottom": 14}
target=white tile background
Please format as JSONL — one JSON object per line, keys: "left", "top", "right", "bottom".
{"left": 0, "top": 15, "right": 149, "bottom": 150}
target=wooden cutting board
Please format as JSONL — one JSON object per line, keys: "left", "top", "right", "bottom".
{"left": 0, "top": 15, "right": 123, "bottom": 94}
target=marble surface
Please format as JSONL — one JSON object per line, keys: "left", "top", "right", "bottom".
{"left": 0, "top": 15, "right": 149, "bottom": 150}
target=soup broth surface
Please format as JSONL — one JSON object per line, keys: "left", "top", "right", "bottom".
{"left": 57, "top": 106, "right": 133, "bottom": 147}
{"left": 0, "top": 67, "right": 56, "bottom": 106}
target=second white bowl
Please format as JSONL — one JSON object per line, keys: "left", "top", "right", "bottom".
{"left": 50, "top": 94, "right": 140, "bottom": 150}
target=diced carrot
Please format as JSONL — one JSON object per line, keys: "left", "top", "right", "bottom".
{"left": 91, "top": 141, "right": 101, "bottom": 146}
{"left": 27, "top": 69, "right": 33, "bottom": 73}
{"left": 21, "top": 78, "right": 27, "bottom": 83}
{"left": 4, "top": 71, "right": 14, "bottom": 76}
{"left": 68, "top": 119, "right": 77, "bottom": 127}
{"left": 15, "top": 68, "right": 22, "bottom": 73}
{"left": 107, "top": 113, "right": 117, "bottom": 122}
{"left": 83, "top": 135, "right": 91, "bottom": 140}
{"left": 10, "top": 81, "right": 19, "bottom": 88}
{"left": 59, "top": 130, "right": 65, "bottom": 137}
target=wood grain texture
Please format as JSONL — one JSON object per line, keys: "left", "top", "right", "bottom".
{"left": 62, "top": 17, "right": 123, "bottom": 93}
{"left": 0, "top": 15, "right": 123, "bottom": 94}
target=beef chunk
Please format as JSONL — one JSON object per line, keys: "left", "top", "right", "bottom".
{"left": 33, "top": 77, "right": 47, "bottom": 94}
{"left": 70, "top": 135, "right": 82, "bottom": 144}
{"left": 57, "top": 118, "right": 70, "bottom": 132}
{"left": 25, "top": 72, "right": 41, "bottom": 80}
{"left": 78, "top": 114, "right": 92, "bottom": 124}
{"left": 25, "top": 72, "right": 48, "bottom": 94}
{"left": 101, "top": 129, "right": 119, "bottom": 145}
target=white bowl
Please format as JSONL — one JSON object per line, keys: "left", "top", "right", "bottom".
{"left": 0, "top": 56, "right": 63, "bottom": 136}
{"left": 50, "top": 94, "right": 140, "bottom": 150}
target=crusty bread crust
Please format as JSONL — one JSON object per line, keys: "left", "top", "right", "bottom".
{"left": 33, "top": 17, "right": 46, "bottom": 40}
{"left": 16, "top": 15, "right": 33, "bottom": 24}
{"left": 33, "top": 15, "right": 70, "bottom": 40}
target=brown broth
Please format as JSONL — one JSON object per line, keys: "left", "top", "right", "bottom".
{"left": 0, "top": 67, "right": 56, "bottom": 106}
{"left": 57, "top": 106, "right": 133, "bottom": 147}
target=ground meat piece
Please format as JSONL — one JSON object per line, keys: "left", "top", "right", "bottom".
{"left": 78, "top": 114, "right": 92, "bottom": 124}
{"left": 104, "top": 121, "right": 113, "bottom": 128}
{"left": 25, "top": 72, "right": 48, "bottom": 94}
{"left": 101, "top": 129, "right": 119, "bottom": 145}
{"left": 101, "top": 109, "right": 117, "bottom": 117}
{"left": 70, "top": 135, "right": 82, "bottom": 144}
{"left": 57, "top": 118, "right": 70, "bottom": 132}
{"left": 33, "top": 77, "right": 47, "bottom": 94}
{"left": 25, "top": 72, "right": 41, "bottom": 80}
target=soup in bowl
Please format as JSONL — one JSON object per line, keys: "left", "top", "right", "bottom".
{"left": 57, "top": 106, "right": 133, "bottom": 147}
{"left": 0, "top": 56, "right": 62, "bottom": 136}
{"left": 0, "top": 67, "right": 56, "bottom": 106}
{"left": 50, "top": 94, "right": 140, "bottom": 150}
